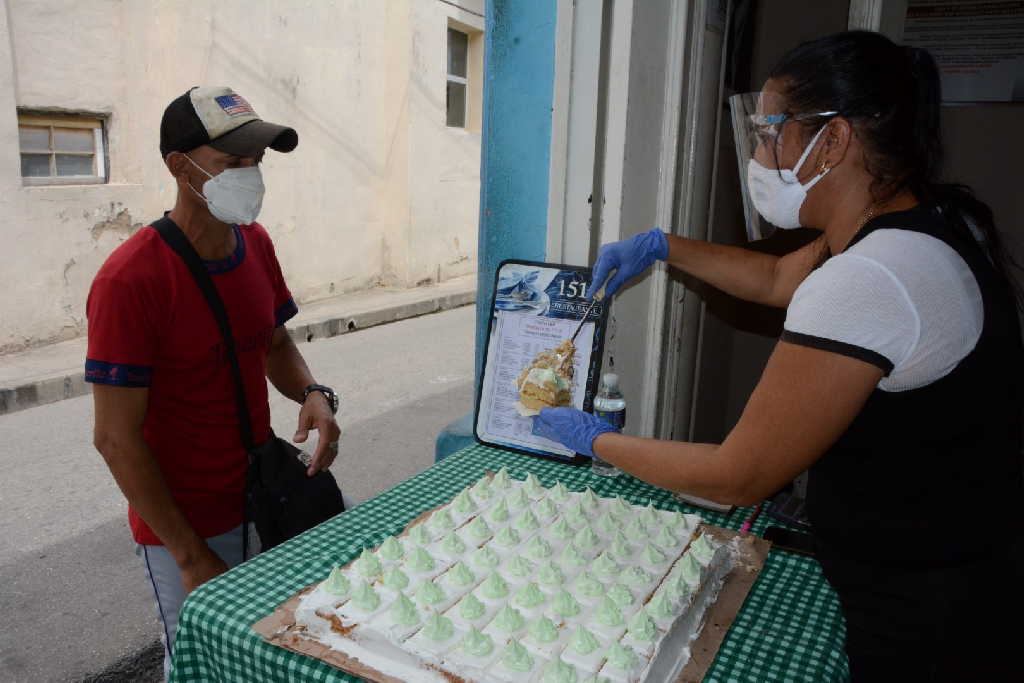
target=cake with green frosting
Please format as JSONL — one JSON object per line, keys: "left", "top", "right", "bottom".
{"left": 296, "top": 470, "right": 734, "bottom": 683}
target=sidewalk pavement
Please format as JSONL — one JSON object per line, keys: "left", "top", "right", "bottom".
{"left": 0, "top": 274, "right": 476, "bottom": 416}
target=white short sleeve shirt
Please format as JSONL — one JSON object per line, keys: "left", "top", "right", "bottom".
{"left": 783, "top": 229, "right": 983, "bottom": 392}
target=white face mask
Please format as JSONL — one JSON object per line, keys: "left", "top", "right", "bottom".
{"left": 746, "top": 124, "right": 829, "bottom": 229}
{"left": 185, "top": 155, "right": 265, "bottom": 225}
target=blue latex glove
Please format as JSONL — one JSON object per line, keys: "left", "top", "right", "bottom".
{"left": 589, "top": 227, "right": 669, "bottom": 299}
{"left": 534, "top": 407, "right": 618, "bottom": 458}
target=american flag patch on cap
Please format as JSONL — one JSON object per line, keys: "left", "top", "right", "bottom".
{"left": 215, "top": 94, "right": 255, "bottom": 117}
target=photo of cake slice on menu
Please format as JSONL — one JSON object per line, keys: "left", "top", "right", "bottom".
{"left": 514, "top": 339, "right": 576, "bottom": 416}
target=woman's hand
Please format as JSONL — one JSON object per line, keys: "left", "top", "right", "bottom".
{"left": 534, "top": 407, "right": 618, "bottom": 457}
{"left": 590, "top": 228, "right": 669, "bottom": 298}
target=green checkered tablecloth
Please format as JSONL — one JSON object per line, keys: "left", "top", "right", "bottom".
{"left": 169, "top": 444, "right": 850, "bottom": 682}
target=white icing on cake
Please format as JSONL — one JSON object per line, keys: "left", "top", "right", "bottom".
{"left": 292, "top": 471, "right": 735, "bottom": 682}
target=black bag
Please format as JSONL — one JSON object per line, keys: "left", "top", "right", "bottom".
{"left": 153, "top": 217, "right": 345, "bottom": 557}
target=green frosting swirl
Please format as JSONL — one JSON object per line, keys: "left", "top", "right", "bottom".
{"left": 541, "top": 659, "right": 579, "bottom": 683}
{"left": 524, "top": 472, "right": 544, "bottom": 495}
{"left": 466, "top": 516, "right": 492, "bottom": 541}
{"left": 621, "top": 566, "right": 649, "bottom": 586}
{"left": 594, "top": 511, "right": 619, "bottom": 535}
{"left": 492, "top": 466, "right": 512, "bottom": 489}
{"left": 460, "top": 628, "right": 494, "bottom": 657}
{"left": 569, "top": 625, "right": 601, "bottom": 655}
{"left": 445, "top": 561, "right": 475, "bottom": 588}
{"left": 529, "top": 616, "right": 559, "bottom": 644}
{"left": 574, "top": 571, "right": 604, "bottom": 598}
{"left": 610, "top": 496, "right": 632, "bottom": 518}
{"left": 494, "top": 525, "right": 521, "bottom": 547}
{"left": 551, "top": 589, "right": 581, "bottom": 617}
{"left": 378, "top": 535, "right": 404, "bottom": 561}
{"left": 471, "top": 477, "right": 494, "bottom": 500}
{"left": 591, "top": 551, "right": 619, "bottom": 579}
{"left": 500, "top": 641, "right": 534, "bottom": 672}
{"left": 662, "top": 571, "right": 688, "bottom": 603}
{"left": 643, "top": 543, "right": 667, "bottom": 565}
{"left": 405, "top": 547, "right": 436, "bottom": 573}
{"left": 646, "top": 590, "right": 674, "bottom": 619}
{"left": 505, "top": 555, "right": 534, "bottom": 578}
{"left": 690, "top": 534, "right": 715, "bottom": 564}
{"left": 415, "top": 580, "right": 445, "bottom": 605}
{"left": 560, "top": 543, "right": 586, "bottom": 568}
{"left": 470, "top": 545, "right": 500, "bottom": 568}
{"left": 595, "top": 596, "right": 623, "bottom": 627}
{"left": 351, "top": 581, "right": 380, "bottom": 612}
{"left": 407, "top": 523, "right": 431, "bottom": 546}
{"left": 452, "top": 487, "right": 477, "bottom": 516}
{"left": 390, "top": 592, "right": 420, "bottom": 627}
{"left": 508, "top": 487, "right": 530, "bottom": 510}
{"left": 537, "top": 561, "right": 564, "bottom": 587}
{"left": 422, "top": 613, "right": 454, "bottom": 642}
{"left": 493, "top": 605, "right": 525, "bottom": 633}
{"left": 564, "top": 501, "right": 588, "bottom": 527}
{"left": 623, "top": 517, "right": 646, "bottom": 539}
{"left": 324, "top": 567, "right": 351, "bottom": 597}
{"left": 640, "top": 503, "right": 660, "bottom": 526}
{"left": 607, "top": 583, "right": 633, "bottom": 607}
{"left": 606, "top": 642, "right": 639, "bottom": 671}
{"left": 440, "top": 531, "right": 467, "bottom": 556}
{"left": 488, "top": 498, "right": 511, "bottom": 523}
{"left": 667, "top": 510, "right": 689, "bottom": 531}
{"left": 536, "top": 498, "right": 558, "bottom": 519}
{"left": 574, "top": 525, "right": 600, "bottom": 550}
{"left": 458, "top": 592, "right": 485, "bottom": 620}
{"left": 627, "top": 608, "right": 656, "bottom": 642}
{"left": 608, "top": 533, "right": 632, "bottom": 560}
{"left": 480, "top": 572, "right": 510, "bottom": 599}
{"left": 580, "top": 487, "right": 600, "bottom": 510}
{"left": 429, "top": 508, "right": 456, "bottom": 533}
{"left": 383, "top": 567, "right": 410, "bottom": 591}
{"left": 550, "top": 518, "right": 574, "bottom": 541}
{"left": 355, "top": 548, "right": 382, "bottom": 578}
{"left": 514, "top": 582, "right": 545, "bottom": 608}
{"left": 655, "top": 525, "right": 677, "bottom": 548}
{"left": 679, "top": 552, "right": 702, "bottom": 585}
{"left": 515, "top": 510, "right": 540, "bottom": 532}
{"left": 549, "top": 481, "right": 571, "bottom": 503}
{"left": 525, "top": 535, "right": 553, "bottom": 560}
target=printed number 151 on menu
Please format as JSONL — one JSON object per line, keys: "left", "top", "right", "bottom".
{"left": 557, "top": 280, "right": 589, "bottom": 299}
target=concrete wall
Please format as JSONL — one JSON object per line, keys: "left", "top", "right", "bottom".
{"left": 0, "top": 0, "right": 483, "bottom": 354}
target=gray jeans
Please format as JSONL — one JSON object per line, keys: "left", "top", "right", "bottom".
{"left": 135, "top": 524, "right": 260, "bottom": 680}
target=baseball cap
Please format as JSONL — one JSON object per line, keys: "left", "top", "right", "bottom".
{"left": 159, "top": 86, "right": 298, "bottom": 158}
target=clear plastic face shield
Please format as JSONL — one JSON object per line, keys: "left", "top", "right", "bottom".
{"left": 729, "top": 91, "right": 837, "bottom": 239}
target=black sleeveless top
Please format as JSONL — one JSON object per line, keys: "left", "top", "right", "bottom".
{"left": 803, "top": 203, "right": 1024, "bottom": 570}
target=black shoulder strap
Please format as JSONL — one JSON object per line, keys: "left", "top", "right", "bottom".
{"left": 152, "top": 216, "right": 255, "bottom": 451}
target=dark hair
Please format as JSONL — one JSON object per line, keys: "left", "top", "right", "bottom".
{"left": 769, "top": 30, "right": 1021, "bottom": 305}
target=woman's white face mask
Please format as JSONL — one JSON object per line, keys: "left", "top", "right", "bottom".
{"left": 185, "top": 155, "right": 265, "bottom": 225}
{"left": 746, "top": 124, "right": 830, "bottom": 229}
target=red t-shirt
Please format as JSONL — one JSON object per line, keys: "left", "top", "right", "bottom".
{"left": 85, "top": 219, "right": 298, "bottom": 545}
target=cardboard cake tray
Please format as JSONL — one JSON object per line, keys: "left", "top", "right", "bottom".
{"left": 253, "top": 507, "right": 771, "bottom": 683}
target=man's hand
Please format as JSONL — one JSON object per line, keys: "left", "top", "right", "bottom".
{"left": 178, "top": 547, "right": 229, "bottom": 594}
{"left": 534, "top": 407, "right": 619, "bottom": 457}
{"left": 294, "top": 392, "right": 342, "bottom": 476}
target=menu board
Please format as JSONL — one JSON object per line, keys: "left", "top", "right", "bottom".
{"left": 475, "top": 260, "right": 608, "bottom": 463}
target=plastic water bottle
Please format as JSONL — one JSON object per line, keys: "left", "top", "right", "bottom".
{"left": 591, "top": 373, "right": 624, "bottom": 477}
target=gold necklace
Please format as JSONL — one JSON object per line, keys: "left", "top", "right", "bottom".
{"left": 854, "top": 204, "right": 877, "bottom": 233}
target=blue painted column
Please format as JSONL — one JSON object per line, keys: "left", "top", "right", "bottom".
{"left": 436, "top": 0, "right": 558, "bottom": 461}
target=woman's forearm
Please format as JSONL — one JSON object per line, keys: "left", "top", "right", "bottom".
{"left": 665, "top": 235, "right": 781, "bottom": 306}
{"left": 593, "top": 432, "right": 748, "bottom": 505}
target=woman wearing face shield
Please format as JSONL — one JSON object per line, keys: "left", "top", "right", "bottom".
{"left": 535, "top": 30, "right": 1023, "bottom": 681}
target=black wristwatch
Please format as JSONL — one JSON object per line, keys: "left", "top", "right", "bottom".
{"left": 303, "top": 384, "right": 339, "bottom": 414}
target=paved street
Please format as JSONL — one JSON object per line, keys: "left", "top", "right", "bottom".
{"left": 0, "top": 305, "right": 475, "bottom": 682}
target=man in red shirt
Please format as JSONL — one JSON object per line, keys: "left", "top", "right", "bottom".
{"left": 86, "top": 87, "right": 341, "bottom": 677}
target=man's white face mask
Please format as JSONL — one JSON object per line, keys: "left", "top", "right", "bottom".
{"left": 185, "top": 154, "right": 265, "bottom": 225}
{"left": 745, "top": 124, "right": 830, "bottom": 230}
